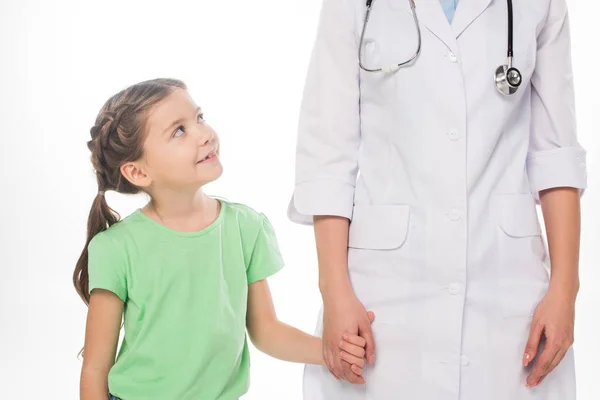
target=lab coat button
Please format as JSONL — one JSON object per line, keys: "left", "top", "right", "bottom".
{"left": 447, "top": 129, "right": 459, "bottom": 141}
{"left": 461, "top": 355, "right": 470, "bottom": 366}
{"left": 448, "top": 210, "right": 461, "bottom": 221}
{"left": 448, "top": 52, "right": 458, "bottom": 63}
{"left": 448, "top": 283, "right": 460, "bottom": 295}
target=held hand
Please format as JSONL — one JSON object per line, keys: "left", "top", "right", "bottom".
{"left": 339, "top": 311, "right": 375, "bottom": 376}
{"left": 322, "top": 290, "right": 376, "bottom": 384}
{"left": 523, "top": 286, "right": 575, "bottom": 387}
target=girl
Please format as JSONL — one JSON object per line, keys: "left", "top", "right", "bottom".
{"left": 73, "top": 78, "right": 371, "bottom": 400}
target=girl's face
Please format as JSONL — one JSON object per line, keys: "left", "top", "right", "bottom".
{"left": 132, "top": 88, "right": 223, "bottom": 192}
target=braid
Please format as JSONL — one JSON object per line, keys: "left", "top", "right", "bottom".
{"left": 88, "top": 103, "right": 141, "bottom": 195}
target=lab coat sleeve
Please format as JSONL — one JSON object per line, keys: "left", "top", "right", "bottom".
{"left": 288, "top": 0, "right": 361, "bottom": 225}
{"left": 527, "top": 0, "right": 587, "bottom": 197}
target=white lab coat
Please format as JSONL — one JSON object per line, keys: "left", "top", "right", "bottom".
{"left": 288, "top": 0, "right": 587, "bottom": 398}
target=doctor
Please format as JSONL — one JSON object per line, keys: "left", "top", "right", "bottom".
{"left": 288, "top": 0, "right": 587, "bottom": 398}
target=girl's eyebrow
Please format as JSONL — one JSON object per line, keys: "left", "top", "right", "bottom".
{"left": 162, "top": 106, "right": 202, "bottom": 135}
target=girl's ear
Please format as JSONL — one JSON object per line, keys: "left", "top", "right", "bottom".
{"left": 120, "top": 161, "right": 151, "bottom": 189}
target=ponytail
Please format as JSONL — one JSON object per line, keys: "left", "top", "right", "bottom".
{"left": 73, "top": 192, "right": 120, "bottom": 305}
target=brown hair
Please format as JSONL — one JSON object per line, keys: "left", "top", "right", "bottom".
{"left": 73, "top": 78, "right": 186, "bottom": 305}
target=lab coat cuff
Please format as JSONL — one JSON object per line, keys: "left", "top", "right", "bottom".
{"left": 527, "top": 146, "right": 587, "bottom": 196}
{"left": 287, "top": 180, "right": 355, "bottom": 225}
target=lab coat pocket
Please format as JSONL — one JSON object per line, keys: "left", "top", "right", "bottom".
{"left": 347, "top": 204, "right": 412, "bottom": 325}
{"left": 365, "top": 320, "right": 423, "bottom": 400}
{"left": 496, "top": 193, "right": 549, "bottom": 319}
{"left": 348, "top": 204, "right": 410, "bottom": 250}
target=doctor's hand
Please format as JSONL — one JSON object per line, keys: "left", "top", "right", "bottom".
{"left": 523, "top": 285, "right": 576, "bottom": 388}
{"left": 322, "top": 287, "right": 376, "bottom": 384}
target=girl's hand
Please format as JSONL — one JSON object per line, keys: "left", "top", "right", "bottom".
{"left": 523, "top": 285, "right": 575, "bottom": 387}
{"left": 338, "top": 313, "right": 374, "bottom": 376}
{"left": 322, "top": 289, "right": 375, "bottom": 384}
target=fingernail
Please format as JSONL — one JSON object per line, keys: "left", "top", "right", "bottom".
{"left": 343, "top": 334, "right": 348, "bottom": 340}
{"left": 368, "top": 355, "right": 375, "bottom": 365}
{"left": 523, "top": 353, "right": 530, "bottom": 366}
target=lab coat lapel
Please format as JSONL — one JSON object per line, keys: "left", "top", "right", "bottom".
{"left": 451, "top": 0, "right": 494, "bottom": 38}
{"left": 398, "top": 0, "right": 458, "bottom": 53}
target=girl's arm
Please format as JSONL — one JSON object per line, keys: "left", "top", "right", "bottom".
{"left": 246, "top": 279, "right": 326, "bottom": 366}
{"left": 246, "top": 278, "right": 371, "bottom": 374}
{"left": 80, "top": 289, "right": 123, "bottom": 400}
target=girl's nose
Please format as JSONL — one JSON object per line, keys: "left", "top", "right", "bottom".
{"left": 194, "top": 126, "right": 215, "bottom": 146}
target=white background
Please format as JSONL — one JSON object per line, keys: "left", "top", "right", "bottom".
{"left": 0, "top": 0, "right": 598, "bottom": 399}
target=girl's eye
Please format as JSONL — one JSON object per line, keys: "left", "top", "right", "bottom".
{"left": 173, "top": 126, "right": 185, "bottom": 138}
{"left": 197, "top": 113, "right": 205, "bottom": 123}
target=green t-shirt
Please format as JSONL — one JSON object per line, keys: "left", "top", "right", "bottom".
{"left": 87, "top": 199, "right": 284, "bottom": 400}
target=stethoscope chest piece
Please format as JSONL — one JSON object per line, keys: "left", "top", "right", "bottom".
{"left": 494, "top": 63, "right": 522, "bottom": 95}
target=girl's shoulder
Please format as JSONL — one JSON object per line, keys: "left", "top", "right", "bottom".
{"left": 217, "top": 197, "right": 271, "bottom": 231}
{"left": 88, "top": 210, "right": 144, "bottom": 249}
{"left": 220, "top": 198, "right": 260, "bottom": 216}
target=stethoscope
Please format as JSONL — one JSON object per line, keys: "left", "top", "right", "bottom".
{"left": 358, "top": 0, "right": 522, "bottom": 96}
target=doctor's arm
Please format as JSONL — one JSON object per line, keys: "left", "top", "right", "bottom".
{"left": 540, "top": 188, "right": 580, "bottom": 297}
{"left": 523, "top": 188, "right": 580, "bottom": 387}
{"left": 288, "top": 0, "right": 373, "bottom": 384}
{"left": 522, "top": 0, "right": 587, "bottom": 388}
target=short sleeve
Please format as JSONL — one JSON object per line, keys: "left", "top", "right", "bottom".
{"left": 246, "top": 214, "right": 285, "bottom": 284}
{"left": 527, "top": 0, "right": 587, "bottom": 196}
{"left": 87, "top": 232, "right": 128, "bottom": 302}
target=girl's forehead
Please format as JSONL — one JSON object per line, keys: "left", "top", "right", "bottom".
{"left": 151, "top": 89, "right": 196, "bottom": 119}
{"left": 147, "top": 89, "right": 199, "bottom": 134}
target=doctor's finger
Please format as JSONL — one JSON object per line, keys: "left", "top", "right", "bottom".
{"left": 328, "top": 364, "right": 342, "bottom": 381}
{"left": 523, "top": 321, "right": 544, "bottom": 366}
{"left": 324, "top": 347, "right": 341, "bottom": 380}
{"left": 367, "top": 311, "right": 375, "bottom": 322}
{"left": 359, "top": 323, "right": 376, "bottom": 365}
{"left": 546, "top": 346, "right": 569, "bottom": 378}
{"left": 326, "top": 365, "right": 340, "bottom": 380}
{"left": 324, "top": 346, "right": 334, "bottom": 369}
{"left": 527, "top": 344, "right": 559, "bottom": 387}
{"left": 332, "top": 348, "right": 349, "bottom": 380}
{"left": 536, "top": 346, "right": 567, "bottom": 388}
